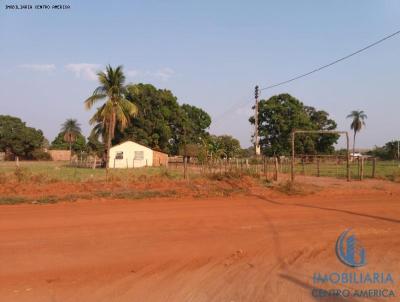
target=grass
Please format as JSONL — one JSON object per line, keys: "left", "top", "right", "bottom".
{"left": 275, "top": 159, "right": 400, "bottom": 181}
{"left": 275, "top": 181, "right": 319, "bottom": 195}
{"left": 1, "top": 159, "right": 399, "bottom": 184}
{"left": 0, "top": 161, "right": 182, "bottom": 182}
{"left": 0, "top": 189, "right": 178, "bottom": 205}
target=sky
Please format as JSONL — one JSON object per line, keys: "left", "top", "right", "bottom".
{"left": 0, "top": 0, "right": 399, "bottom": 149}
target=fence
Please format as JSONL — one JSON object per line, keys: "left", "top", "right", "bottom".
{"left": 167, "top": 155, "right": 383, "bottom": 181}
{"left": 168, "top": 156, "right": 286, "bottom": 181}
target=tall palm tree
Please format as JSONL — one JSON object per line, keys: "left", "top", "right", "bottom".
{"left": 347, "top": 110, "right": 367, "bottom": 156}
{"left": 61, "top": 118, "right": 81, "bottom": 161}
{"left": 84, "top": 65, "right": 138, "bottom": 168}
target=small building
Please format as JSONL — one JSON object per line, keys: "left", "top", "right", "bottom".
{"left": 108, "top": 141, "right": 168, "bottom": 168}
{"left": 48, "top": 150, "right": 71, "bottom": 161}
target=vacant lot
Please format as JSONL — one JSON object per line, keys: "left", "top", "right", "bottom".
{"left": 1, "top": 159, "right": 400, "bottom": 184}
{"left": 0, "top": 177, "right": 399, "bottom": 302}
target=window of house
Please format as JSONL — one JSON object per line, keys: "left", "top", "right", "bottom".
{"left": 115, "top": 152, "right": 123, "bottom": 160}
{"left": 134, "top": 151, "right": 144, "bottom": 160}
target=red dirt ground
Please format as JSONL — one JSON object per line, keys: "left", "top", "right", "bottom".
{"left": 0, "top": 177, "right": 399, "bottom": 301}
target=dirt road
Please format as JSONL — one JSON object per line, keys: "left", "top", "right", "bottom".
{"left": 1, "top": 181, "right": 399, "bottom": 301}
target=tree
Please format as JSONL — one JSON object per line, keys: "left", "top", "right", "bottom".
{"left": 117, "top": 83, "right": 211, "bottom": 155}
{"left": 60, "top": 118, "right": 82, "bottom": 161}
{"left": 305, "top": 106, "right": 338, "bottom": 153}
{"left": 0, "top": 115, "right": 46, "bottom": 159}
{"left": 86, "top": 134, "right": 105, "bottom": 159}
{"left": 367, "top": 140, "right": 399, "bottom": 160}
{"left": 204, "top": 135, "right": 241, "bottom": 159}
{"left": 206, "top": 135, "right": 225, "bottom": 159}
{"left": 346, "top": 110, "right": 367, "bottom": 156}
{"left": 216, "top": 135, "right": 241, "bottom": 159}
{"left": 121, "top": 84, "right": 181, "bottom": 153}
{"left": 181, "top": 104, "right": 211, "bottom": 144}
{"left": 51, "top": 132, "right": 86, "bottom": 153}
{"left": 250, "top": 94, "right": 338, "bottom": 156}
{"left": 84, "top": 65, "right": 138, "bottom": 168}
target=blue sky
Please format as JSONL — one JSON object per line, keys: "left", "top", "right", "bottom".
{"left": 1, "top": 0, "right": 399, "bottom": 148}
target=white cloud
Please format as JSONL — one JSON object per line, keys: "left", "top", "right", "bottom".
{"left": 152, "top": 67, "right": 175, "bottom": 81}
{"left": 65, "top": 63, "right": 100, "bottom": 81}
{"left": 19, "top": 64, "right": 56, "bottom": 72}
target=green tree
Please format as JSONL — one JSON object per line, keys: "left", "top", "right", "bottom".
{"left": 305, "top": 106, "right": 338, "bottom": 153}
{"left": 117, "top": 83, "right": 211, "bottom": 155}
{"left": 84, "top": 65, "right": 138, "bottom": 168}
{"left": 0, "top": 115, "right": 46, "bottom": 159}
{"left": 51, "top": 132, "right": 86, "bottom": 153}
{"left": 346, "top": 110, "right": 367, "bottom": 156}
{"left": 216, "top": 135, "right": 241, "bottom": 159}
{"left": 181, "top": 104, "right": 211, "bottom": 144}
{"left": 250, "top": 94, "right": 338, "bottom": 156}
{"left": 60, "top": 118, "right": 82, "bottom": 160}
{"left": 205, "top": 136, "right": 225, "bottom": 159}
{"left": 86, "top": 134, "right": 105, "bottom": 159}
{"left": 204, "top": 135, "right": 241, "bottom": 159}
{"left": 367, "top": 140, "right": 399, "bottom": 160}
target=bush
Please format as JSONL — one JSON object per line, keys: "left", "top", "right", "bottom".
{"left": 14, "top": 167, "right": 30, "bottom": 182}
{"left": 32, "top": 150, "right": 52, "bottom": 161}
{"left": 0, "top": 172, "right": 7, "bottom": 184}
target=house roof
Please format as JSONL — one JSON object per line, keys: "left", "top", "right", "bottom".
{"left": 110, "top": 140, "right": 169, "bottom": 155}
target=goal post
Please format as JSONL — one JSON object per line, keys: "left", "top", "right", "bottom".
{"left": 291, "top": 130, "right": 350, "bottom": 182}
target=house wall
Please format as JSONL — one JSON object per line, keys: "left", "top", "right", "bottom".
{"left": 152, "top": 150, "right": 168, "bottom": 167}
{"left": 48, "top": 150, "right": 71, "bottom": 161}
{"left": 109, "top": 141, "right": 153, "bottom": 168}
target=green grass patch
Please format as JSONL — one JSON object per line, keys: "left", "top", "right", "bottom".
{"left": 0, "top": 196, "right": 30, "bottom": 205}
{"left": 0, "top": 161, "right": 184, "bottom": 183}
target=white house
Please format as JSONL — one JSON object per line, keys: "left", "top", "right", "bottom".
{"left": 108, "top": 141, "right": 168, "bottom": 168}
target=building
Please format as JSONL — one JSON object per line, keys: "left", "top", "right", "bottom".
{"left": 48, "top": 150, "right": 71, "bottom": 161}
{"left": 108, "top": 141, "right": 168, "bottom": 168}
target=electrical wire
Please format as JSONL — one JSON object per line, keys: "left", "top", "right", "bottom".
{"left": 212, "top": 29, "right": 400, "bottom": 124}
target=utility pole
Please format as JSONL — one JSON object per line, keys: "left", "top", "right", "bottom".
{"left": 397, "top": 139, "right": 399, "bottom": 160}
{"left": 254, "top": 85, "right": 261, "bottom": 156}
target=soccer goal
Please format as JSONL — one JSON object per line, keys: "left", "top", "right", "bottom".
{"left": 290, "top": 130, "right": 350, "bottom": 182}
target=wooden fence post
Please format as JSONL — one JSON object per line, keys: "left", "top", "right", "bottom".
{"left": 183, "top": 156, "right": 188, "bottom": 180}
{"left": 317, "top": 157, "right": 320, "bottom": 177}
{"left": 360, "top": 156, "right": 364, "bottom": 181}
{"left": 372, "top": 158, "right": 376, "bottom": 178}
{"left": 291, "top": 132, "right": 295, "bottom": 182}
{"left": 274, "top": 157, "right": 279, "bottom": 181}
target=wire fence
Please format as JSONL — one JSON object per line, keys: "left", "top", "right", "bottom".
{"left": 167, "top": 155, "right": 400, "bottom": 181}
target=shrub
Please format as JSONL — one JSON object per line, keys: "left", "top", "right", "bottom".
{"left": 30, "top": 173, "right": 48, "bottom": 183}
{"left": 32, "top": 150, "right": 52, "bottom": 161}
{"left": 14, "top": 167, "right": 30, "bottom": 182}
{"left": 0, "top": 172, "right": 7, "bottom": 184}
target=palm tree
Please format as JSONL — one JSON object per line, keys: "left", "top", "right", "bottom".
{"left": 84, "top": 65, "right": 138, "bottom": 168}
{"left": 61, "top": 118, "right": 81, "bottom": 161}
{"left": 347, "top": 110, "right": 367, "bottom": 156}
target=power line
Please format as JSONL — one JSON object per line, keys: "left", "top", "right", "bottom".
{"left": 260, "top": 29, "right": 400, "bottom": 91}
{"left": 212, "top": 29, "right": 400, "bottom": 124}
